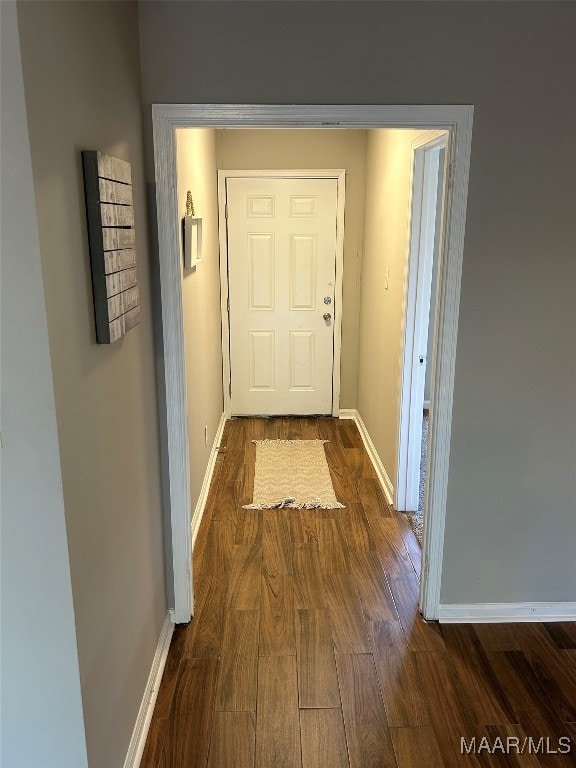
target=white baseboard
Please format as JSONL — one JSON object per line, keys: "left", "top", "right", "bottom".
{"left": 339, "top": 408, "right": 394, "bottom": 506}
{"left": 191, "top": 412, "right": 226, "bottom": 548}
{"left": 438, "top": 602, "right": 576, "bottom": 623}
{"left": 123, "top": 612, "right": 174, "bottom": 768}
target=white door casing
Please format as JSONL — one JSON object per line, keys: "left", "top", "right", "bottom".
{"left": 226, "top": 176, "right": 339, "bottom": 416}
{"left": 152, "top": 105, "right": 473, "bottom": 623}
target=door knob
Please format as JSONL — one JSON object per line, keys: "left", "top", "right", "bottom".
{"left": 323, "top": 312, "right": 332, "bottom": 322}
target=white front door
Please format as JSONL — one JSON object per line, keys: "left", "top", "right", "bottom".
{"left": 227, "top": 177, "right": 339, "bottom": 415}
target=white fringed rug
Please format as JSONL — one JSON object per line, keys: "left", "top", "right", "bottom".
{"left": 243, "top": 439, "right": 345, "bottom": 510}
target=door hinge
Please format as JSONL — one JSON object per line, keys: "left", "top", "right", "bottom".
{"left": 229, "top": 378, "right": 232, "bottom": 398}
{"left": 225, "top": 203, "right": 229, "bottom": 219}
{"left": 227, "top": 297, "right": 230, "bottom": 312}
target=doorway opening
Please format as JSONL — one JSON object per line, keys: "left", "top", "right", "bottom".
{"left": 153, "top": 106, "right": 473, "bottom": 623}
{"left": 396, "top": 131, "right": 448, "bottom": 547}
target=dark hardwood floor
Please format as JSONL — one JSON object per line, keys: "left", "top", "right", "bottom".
{"left": 141, "top": 417, "right": 576, "bottom": 768}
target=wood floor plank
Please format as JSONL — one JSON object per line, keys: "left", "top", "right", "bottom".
{"left": 562, "top": 649, "right": 576, "bottom": 678}
{"left": 440, "top": 623, "right": 517, "bottom": 726}
{"left": 296, "top": 609, "right": 340, "bottom": 708}
{"left": 473, "top": 624, "right": 523, "bottom": 653}
{"left": 220, "top": 448, "right": 247, "bottom": 483}
{"left": 290, "top": 509, "right": 319, "bottom": 547}
{"left": 414, "top": 651, "right": 484, "bottom": 768}
{"left": 324, "top": 572, "right": 370, "bottom": 654}
{"left": 336, "top": 653, "right": 397, "bottom": 768}
{"left": 207, "top": 711, "right": 256, "bottom": 768}
{"left": 510, "top": 625, "right": 576, "bottom": 723}
{"left": 222, "top": 418, "right": 246, "bottom": 452}
{"left": 357, "top": 477, "right": 392, "bottom": 517}
{"left": 300, "top": 709, "right": 349, "bottom": 768}
{"left": 263, "top": 511, "right": 293, "bottom": 576}
{"left": 202, "top": 520, "right": 235, "bottom": 576}
{"left": 284, "top": 417, "right": 304, "bottom": 439}
{"left": 256, "top": 655, "right": 302, "bottom": 768}
{"left": 390, "top": 726, "right": 444, "bottom": 768}
{"left": 300, "top": 418, "right": 320, "bottom": 439}
{"left": 260, "top": 573, "right": 296, "bottom": 656}
{"left": 338, "top": 419, "right": 363, "bottom": 449}
{"left": 227, "top": 544, "right": 262, "bottom": 610}
{"left": 316, "top": 417, "right": 341, "bottom": 443}
{"left": 245, "top": 417, "right": 266, "bottom": 441}
{"left": 483, "top": 724, "right": 544, "bottom": 768}
{"left": 348, "top": 549, "right": 398, "bottom": 621}
{"left": 264, "top": 417, "right": 281, "bottom": 439}
{"left": 344, "top": 446, "right": 377, "bottom": 482}
{"left": 152, "top": 623, "right": 187, "bottom": 720}
{"left": 293, "top": 544, "right": 326, "bottom": 609}
{"left": 487, "top": 650, "right": 571, "bottom": 768}
{"left": 514, "top": 641, "right": 576, "bottom": 726}
{"left": 140, "top": 717, "right": 169, "bottom": 768}
{"left": 215, "top": 610, "right": 259, "bottom": 711}
{"left": 160, "top": 657, "right": 219, "bottom": 768}
{"left": 193, "top": 467, "right": 225, "bottom": 578}
{"left": 184, "top": 575, "right": 227, "bottom": 659}
{"left": 234, "top": 509, "right": 263, "bottom": 545}
{"left": 318, "top": 517, "right": 350, "bottom": 574}
{"left": 386, "top": 571, "right": 445, "bottom": 653}
{"left": 405, "top": 548, "right": 422, "bottom": 578}
{"left": 340, "top": 503, "right": 376, "bottom": 551}
{"left": 394, "top": 513, "right": 422, "bottom": 575}
{"left": 327, "top": 460, "right": 361, "bottom": 509}
{"left": 237, "top": 454, "right": 255, "bottom": 507}
{"left": 211, "top": 479, "right": 243, "bottom": 525}
{"left": 368, "top": 516, "right": 414, "bottom": 575}
{"left": 368, "top": 621, "right": 430, "bottom": 728}
{"left": 543, "top": 623, "right": 576, "bottom": 650}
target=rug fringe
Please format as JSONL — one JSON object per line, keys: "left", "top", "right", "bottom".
{"left": 243, "top": 497, "right": 345, "bottom": 510}
{"left": 251, "top": 439, "right": 329, "bottom": 445}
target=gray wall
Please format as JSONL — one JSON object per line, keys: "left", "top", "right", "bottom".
{"left": 17, "top": 2, "right": 167, "bottom": 766}
{"left": 1, "top": 3, "right": 88, "bottom": 764}
{"left": 139, "top": 1, "right": 576, "bottom": 605}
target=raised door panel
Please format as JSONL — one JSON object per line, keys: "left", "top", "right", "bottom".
{"left": 248, "top": 234, "right": 275, "bottom": 310}
{"left": 250, "top": 331, "right": 275, "bottom": 391}
{"left": 289, "top": 235, "right": 316, "bottom": 311}
{"left": 247, "top": 195, "right": 275, "bottom": 218}
{"left": 290, "top": 196, "right": 318, "bottom": 218}
{"left": 289, "top": 331, "right": 315, "bottom": 391}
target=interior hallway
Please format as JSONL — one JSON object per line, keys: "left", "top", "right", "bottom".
{"left": 142, "top": 418, "right": 576, "bottom": 768}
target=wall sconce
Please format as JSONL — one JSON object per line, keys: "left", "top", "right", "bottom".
{"left": 183, "top": 191, "right": 202, "bottom": 268}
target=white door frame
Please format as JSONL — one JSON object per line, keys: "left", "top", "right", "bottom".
{"left": 217, "top": 169, "right": 346, "bottom": 419}
{"left": 151, "top": 105, "right": 473, "bottom": 622}
{"left": 396, "top": 131, "right": 447, "bottom": 514}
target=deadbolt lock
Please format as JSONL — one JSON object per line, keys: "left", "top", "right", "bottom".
{"left": 324, "top": 296, "right": 332, "bottom": 305}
